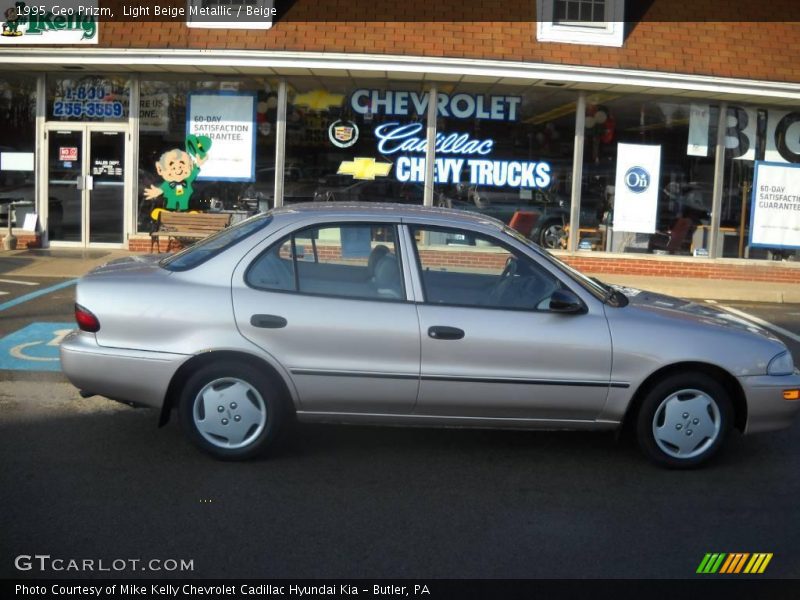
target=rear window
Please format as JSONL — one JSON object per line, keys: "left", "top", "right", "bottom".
{"left": 160, "top": 213, "right": 273, "bottom": 271}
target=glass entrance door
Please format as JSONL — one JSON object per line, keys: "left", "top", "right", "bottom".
{"left": 88, "top": 131, "right": 125, "bottom": 244}
{"left": 47, "top": 129, "right": 83, "bottom": 243}
{"left": 46, "top": 126, "right": 126, "bottom": 246}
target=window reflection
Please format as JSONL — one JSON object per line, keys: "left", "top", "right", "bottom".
{"left": 0, "top": 74, "right": 36, "bottom": 231}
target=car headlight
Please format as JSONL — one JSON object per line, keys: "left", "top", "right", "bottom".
{"left": 768, "top": 351, "right": 795, "bottom": 376}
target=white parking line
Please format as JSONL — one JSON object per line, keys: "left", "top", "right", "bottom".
{"left": 0, "top": 292, "right": 7, "bottom": 296}
{"left": 708, "top": 301, "right": 800, "bottom": 344}
{"left": 0, "top": 279, "right": 38, "bottom": 286}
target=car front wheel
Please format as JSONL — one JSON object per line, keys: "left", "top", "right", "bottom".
{"left": 635, "top": 373, "right": 733, "bottom": 468}
{"left": 178, "top": 361, "right": 284, "bottom": 460}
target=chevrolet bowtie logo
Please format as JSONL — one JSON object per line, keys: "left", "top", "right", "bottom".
{"left": 293, "top": 89, "right": 345, "bottom": 111}
{"left": 337, "top": 158, "right": 392, "bottom": 180}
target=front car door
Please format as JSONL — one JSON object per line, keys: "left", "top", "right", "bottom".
{"left": 232, "top": 219, "right": 420, "bottom": 415}
{"left": 407, "top": 222, "right": 613, "bottom": 423}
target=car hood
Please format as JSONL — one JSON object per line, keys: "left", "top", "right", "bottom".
{"left": 85, "top": 254, "right": 168, "bottom": 278}
{"left": 611, "top": 285, "right": 779, "bottom": 341}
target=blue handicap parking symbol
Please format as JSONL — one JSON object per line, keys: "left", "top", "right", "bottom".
{"left": 0, "top": 322, "right": 75, "bottom": 372}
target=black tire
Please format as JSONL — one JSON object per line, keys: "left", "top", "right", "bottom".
{"left": 178, "top": 361, "right": 285, "bottom": 460}
{"left": 635, "top": 372, "right": 733, "bottom": 469}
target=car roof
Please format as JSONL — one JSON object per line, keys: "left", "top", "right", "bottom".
{"left": 269, "top": 202, "right": 506, "bottom": 230}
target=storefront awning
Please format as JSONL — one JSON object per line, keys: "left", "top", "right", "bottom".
{"left": 2, "top": 48, "right": 800, "bottom": 106}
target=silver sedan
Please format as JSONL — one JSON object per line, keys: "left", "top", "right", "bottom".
{"left": 60, "top": 204, "right": 800, "bottom": 467}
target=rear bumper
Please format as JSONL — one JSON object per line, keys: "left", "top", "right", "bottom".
{"left": 60, "top": 331, "right": 186, "bottom": 410}
{"left": 740, "top": 373, "right": 800, "bottom": 434}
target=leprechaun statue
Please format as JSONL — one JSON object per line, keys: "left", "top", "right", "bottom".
{"left": 144, "top": 134, "right": 212, "bottom": 211}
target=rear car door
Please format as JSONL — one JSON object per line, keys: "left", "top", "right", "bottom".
{"left": 408, "top": 224, "right": 612, "bottom": 422}
{"left": 232, "top": 220, "right": 420, "bottom": 414}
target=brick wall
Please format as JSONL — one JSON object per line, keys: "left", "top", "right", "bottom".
{"left": 1, "top": 233, "right": 42, "bottom": 249}
{"left": 564, "top": 255, "right": 800, "bottom": 283}
{"left": 91, "top": 0, "right": 800, "bottom": 84}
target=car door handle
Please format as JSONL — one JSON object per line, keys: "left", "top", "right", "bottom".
{"left": 428, "top": 326, "right": 465, "bottom": 340}
{"left": 250, "top": 314, "right": 287, "bottom": 329}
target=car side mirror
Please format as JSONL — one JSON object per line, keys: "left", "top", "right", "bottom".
{"left": 549, "top": 289, "right": 585, "bottom": 314}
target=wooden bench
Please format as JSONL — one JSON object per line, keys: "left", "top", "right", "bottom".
{"left": 151, "top": 212, "right": 232, "bottom": 253}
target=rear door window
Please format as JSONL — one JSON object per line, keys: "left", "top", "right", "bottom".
{"left": 246, "top": 223, "right": 405, "bottom": 301}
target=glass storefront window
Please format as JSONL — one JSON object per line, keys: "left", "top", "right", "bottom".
{"left": 577, "top": 94, "right": 716, "bottom": 255}
{"left": 283, "top": 77, "right": 427, "bottom": 206}
{"left": 137, "top": 76, "right": 278, "bottom": 233}
{"left": 47, "top": 75, "right": 129, "bottom": 123}
{"left": 0, "top": 73, "right": 37, "bottom": 231}
{"left": 719, "top": 104, "right": 799, "bottom": 261}
{"left": 429, "top": 81, "right": 577, "bottom": 248}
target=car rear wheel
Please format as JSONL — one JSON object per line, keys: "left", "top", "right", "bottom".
{"left": 540, "top": 221, "right": 565, "bottom": 249}
{"left": 635, "top": 373, "right": 732, "bottom": 468}
{"left": 178, "top": 361, "right": 284, "bottom": 460}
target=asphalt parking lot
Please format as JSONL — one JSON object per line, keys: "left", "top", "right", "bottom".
{"left": 1, "top": 281, "right": 799, "bottom": 579}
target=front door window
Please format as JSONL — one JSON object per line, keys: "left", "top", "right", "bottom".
{"left": 46, "top": 126, "right": 126, "bottom": 246}
{"left": 411, "top": 226, "right": 561, "bottom": 310}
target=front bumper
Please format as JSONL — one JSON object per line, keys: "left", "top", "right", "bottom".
{"left": 60, "top": 331, "right": 187, "bottom": 410}
{"left": 740, "top": 373, "right": 800, "bottom": 434}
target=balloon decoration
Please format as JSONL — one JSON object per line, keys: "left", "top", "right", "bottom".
{"left": 256, "top": 92, "right": 278, "bottom": 137}
{"left": 586, "top": 104, "right": 616, "bottom": 162}
{"left": 533, "top": 122, "right": 561, "bottom": 154}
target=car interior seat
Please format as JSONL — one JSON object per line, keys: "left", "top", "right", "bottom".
{"left": 367, "top": 244, "right": 390, "bottom": 279}
{"left": 373, "top": 254, "right": 403, "bottom": 299}
{"left": 249, "top": 246, "right": 294, "bottom": 290}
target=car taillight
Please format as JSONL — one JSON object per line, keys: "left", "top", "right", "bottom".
{"left": 75, "top": 303, "right": 100, "bottom": 332}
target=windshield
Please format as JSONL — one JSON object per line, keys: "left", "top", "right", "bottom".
{"left": 160, "top": 213, "right": 273, "bottom": 271}
{"left": 502, "top": 225, "right": 614, "bottom": 303}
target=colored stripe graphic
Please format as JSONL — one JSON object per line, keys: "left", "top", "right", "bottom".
{"left": 744, "top": 553, "right": 773, "bottom": 574}
{"left": 698, "top": 552, "right": 773, "bottom": 574}
{"left": 697, "top": 553, "right": 726, "bottom": 574}
{"left": 720, "top": 553, "right": 750, "bottom": 574}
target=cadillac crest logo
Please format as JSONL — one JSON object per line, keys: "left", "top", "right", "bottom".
{"left": 328, "top": 119, "right": 359, "bottom": 148}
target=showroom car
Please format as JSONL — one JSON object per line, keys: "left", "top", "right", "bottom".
{"left": 60, "top": 204, "right": 800, "bottom": 467}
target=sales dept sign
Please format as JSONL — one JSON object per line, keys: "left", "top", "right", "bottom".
{"left": 1, "top": 1, "right": 100, "bottom": 44}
